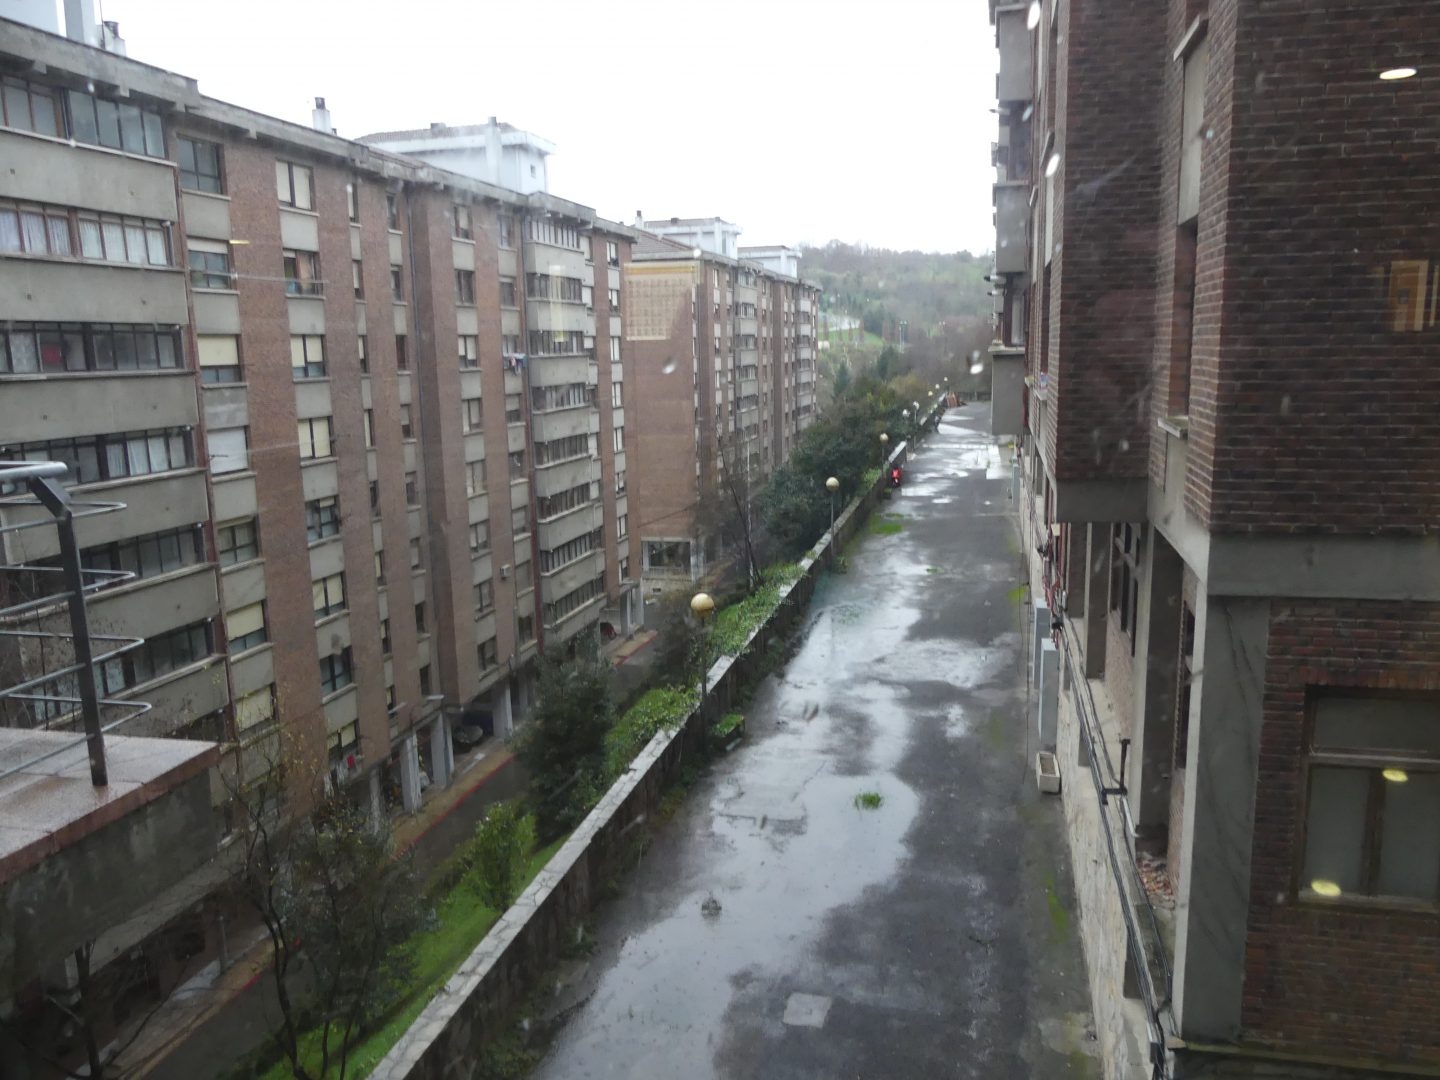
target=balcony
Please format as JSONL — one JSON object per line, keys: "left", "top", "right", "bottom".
{"left": 989, "top": 343, "right": 1025, "bottom": 437}
{"left": 996, "top": 4, "right": 1035, "bottom": 103}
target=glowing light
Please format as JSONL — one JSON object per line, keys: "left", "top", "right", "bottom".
{"left": 1310, "top": 879, "right": 1342, "bottom": 898}
{"left": 1379, "top": 67, "right": 1417, "bottom": 81}
{"left": 1026, "top": 0, "right": 1041, "bottom": 29}
{"left": 1044, "top": 152, "right": 1061, "bottom": 178}
{"left": 1383, "top": 767, "right": 1409, "bottom": 783}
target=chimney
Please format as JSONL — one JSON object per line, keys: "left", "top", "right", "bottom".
{"left": 101, "top": 20, "right": 126, "bottom": 55}
{"left": 311, "top": 97, "right": 333, "bottom": 134}
{"left": 430, "top": 122, "right": 444, "bottom": 132}
{"left": 634, "top": 211, "right": 644, "bottom": 227}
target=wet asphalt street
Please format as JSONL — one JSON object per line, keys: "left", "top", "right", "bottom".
{"left": 532, "top": 407, "right": 1096, "bottom": 1079}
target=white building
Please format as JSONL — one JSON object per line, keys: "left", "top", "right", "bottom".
{"left": 738, "top": 244, "right": 801, "bottom": 277}
{"left": 640, "top": 216, "right": 742, "bottom": 259}
{"left": 360, "top": 118, "right": 554, "bottom": 194}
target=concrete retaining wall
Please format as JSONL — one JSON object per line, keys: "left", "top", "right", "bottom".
{"left": 372, "top": 431, "right": 925, "bottom": 1080}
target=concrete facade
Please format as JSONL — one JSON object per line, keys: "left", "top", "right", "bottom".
{"left": 991, "top": 1, "right": 1440, "bottom": 1077}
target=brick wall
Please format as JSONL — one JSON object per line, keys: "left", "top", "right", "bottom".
{"left": 1042, "top": 0, "right": 1165, "bottom": 485}
{"left": 1244, "top": 599, "right": 1440, "bottom": 1065}
{"left": 226, "top": 141, "right": 326, "bottom": 779}
{"left": 1191, "top": 0, "right": 1440, "bottom": 533}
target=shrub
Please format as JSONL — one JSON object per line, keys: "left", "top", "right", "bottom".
{"left": 465, "top": 800, "right": 538, "bottom": 910}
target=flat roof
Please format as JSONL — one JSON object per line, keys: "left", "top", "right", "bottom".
{"left": 0, "top": 729, "right": 217, "bottom": 886}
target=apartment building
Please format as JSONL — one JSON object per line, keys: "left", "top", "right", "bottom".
{"left": 625, "top": 232, "right": 820, "bottom": 587}
{"left": 0, "top": 14, "right": 643, "bottom": 1066}
{"left": 990, "top": 1, "right": 1440, "bottom": 1078}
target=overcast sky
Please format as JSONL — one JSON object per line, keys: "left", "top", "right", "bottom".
{"left": 102, "top": 0, "right": 997, "bottom": 254}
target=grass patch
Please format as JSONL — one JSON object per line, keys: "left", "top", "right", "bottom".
{"left": 257, "top": 838, "right": 567, "bottom": 1080}
{"left": 869, "top": 516, "right": 903, "bottom": 536}
{"left": 712, "top": 712, "right": 744, "bottom": 739}
{"left": 604, "top": 685, "right": 698, "bottom": 779}
{"left": 861, "top": 465, "right": 882, "bottom": 489}
{"left": 1044, "top": 873, "right": 1071, "bottom": 943}
{"left": 853, "top": 791, "right": 884, "bottom": 810}
{"left": 710, "top": 563, "right": 801, "bottom": 656}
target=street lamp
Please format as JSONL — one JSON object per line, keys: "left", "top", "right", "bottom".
{"left": 691, "top": 591, "right": 715, "bottom": 695}
{"left": 825, "top": 476, "right": 841, "bottom": 565}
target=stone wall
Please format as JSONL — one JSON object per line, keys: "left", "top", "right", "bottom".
{"left": 371, "top": 432, "right": 922, "bottom": 1079}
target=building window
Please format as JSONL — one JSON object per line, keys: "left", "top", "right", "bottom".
{"left": 518, "top": 615, "right": 535, "bottom": 644}
{"left": 290, "top": 335, "right": 326, "bottom": 379}
{"left": 456, "top": 269, "right": 476, "bottom": 305}
{"left": 508, "top": 450, "right": 526, "bottom": 478}
{"left": 543, "top": 574, "right": 605, "bottom": 626}
{"left": 459, "top": 335, "right": 479, "bottom": 369}
{"left": 395, "top": 334, "right": 408, "bottom": 370}
{"left": 0, "top": 75, "right": 62, "bottom": 137}
{"left": 497, "top": 216, "right": 515, "bottom": 248}
{"left": 2, "top": 427, "right": 194, "bottom": 492}
{"left": 235, "top": 684, "right": 275, "bottom": 735}
{"left": 499, "top": 278, "right": 518, "bottom": 307}
{"left": 531, "top": 383, "right": 592, "bottom": 413}
{"left": 644, "top": 539, "right": 691, "bottom": 573}
{"left": 524, "top": 217, "right": 581, "bottom": 249}
{"left": 0, "top": 322, "right": 182, "bottom": 376}
{"left": 1302, "top": 692, "right": 1440, "bottom": 904}
{"left": 319, "top": 647, "right": 354, "bottom": 695}
{"left": 380, "top": 618, "right": 392, "bottom": 655}
{"left": 225, "top": 602, "right": 267, "bottom": 655}
{"left": 390, "top": 266, "right": 404, "bottom": 301}
{"left": 453, "top": 204, "right": 472, "bottom": 240}
{"left": 619, "top": 556, "right": 630, "bottom": 579}
{"left": 352, "top": 259, "right": 364, "bottom": 299}
{"left": 1110, "top": 524, "right": 1142, "bottom": 654}
{"left": 385, "top": 192, "right": 400, "bottom": 230}
{"left": 512, "top": 506, "right": 530, "bottom": 537}
{"left": 358, "top": 334, "right": 369, "bottom": 374}
{"left": 514, "top": 561, "right": 532, "bottom": 591}
{"left": 283, "top": 249, "right": 323, "bottom": 296}
{"left": 364, "top": 409, "right": 375, "bottom": 448}
{"left": 95, "top": 621, "right": 211, "bottom": 697}
{"left": 275, "top": 160, "right": 314, "bottom": 210}
{"left": 540, "top": 527, "right": 601, "bottom": 574}
{"left": 611, "top": 381, "right": 623, "bottom": 408}
{"left": 66, "top": 89, "right": 164, "bottom": 156}
{"left": 537, "top": 482, "right": 593, "bottom": 521}
{"left": 404, "top": 471, "right": 419, "bottom": 505}
{"left": 505, "top": 394, "right": 523, "bottom": 424}
{"left": 615, "top": 469, "right": 626, "bottom": 495}
{"left": 612, "top": 426, "right": 625, "bottom": 453}
{"left": 414, "top": 601, "right": 427, "bottom": 634}
{"left": 534, "top": 434, "right": 590, "bottom": 466}
{"left": 462, "top": 397, "right": 483, "bottom": 433}
{"left": 305, "top": 495, "right": 341, "bottom": 541}
{"left": 216, "top": 518, "right": 259, "bottom": 565}
{"left": 475, "top": 580, "right": 493, "bottom": 611}
{"left": 347, "top": 180, "right": 359, "bottom": 223}
{"left": 197, "top": 334, "right": 241, "bottom": 384}
{"left": 369, "top": 479, "right": 380, "bottom": 515}
{"left": 187, "top": 239, "right": 233, "bottom": 289}
{"left": 419, "top": 664, "right": 432, "bottom": 697}
{"left": 409, "top": 537, "right": 422, "bottom": 568}
{"left": 297, "top": 416, "right": 333, "bottom": 460}
{"left": 14, "top": 525, "right": 204, "bottom": 596}
{"left": 178, "top": 137, "right": 223, "bottom": 194}
{"left": 374, "top": 549, "right": 385, "bottom": 585}
{"left": 606, "top": 240, "right": 619, "bottom": 268}
{"left": 608, "top": 287, "right": 620, "bottom": 308}
{"left": 525, "top": 274, "right": 584, "bottom": 302}
{"left": 400, "top": 403, "right": 414, "bottom": 439}
{"left": 469, "top": 521, "right": 489, "bottom": 553}
{"left": 386, "top": 684, "right": 397, "bottom": 712}
{"left": 617, "top": 513, "right": 628, "bottom": 540}
{"left": 478, "top": 637, "right": 498, "bottom": 670}
{"left": 501, "top": 334, "right": 520, "bottom": 357}
{"left": 465, "top": 460, "right": 485, "bottom": 496}
{"left": 526, "top": 330, "right": 585, "bottom": 356}
{"left": 312, "top": 572, "right": 346, "bottom": 618}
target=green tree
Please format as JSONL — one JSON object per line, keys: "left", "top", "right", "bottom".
{"left": 465, "top": 800, "right": 537, "bottom": 910}
{"left": 516, "top": 647, "right": 617, "bottom": 840}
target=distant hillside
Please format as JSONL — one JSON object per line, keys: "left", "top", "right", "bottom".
{"left": 799, "top": 241, "right": 990, "bottom": 340}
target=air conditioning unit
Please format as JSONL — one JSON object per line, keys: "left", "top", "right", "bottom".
{"left": 500, "top": 564, "right": 512, "bottom": 579}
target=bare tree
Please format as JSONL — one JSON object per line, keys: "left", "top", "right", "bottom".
{"left": 696, "top": 431, "right": 761, "bottom": 590}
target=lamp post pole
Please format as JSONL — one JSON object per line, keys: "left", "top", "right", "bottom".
{"left": 691, "top": 592, "right": 715, "bottom": 697}
{"left": 825, "top": 476, "right": 840, "bottom": 564}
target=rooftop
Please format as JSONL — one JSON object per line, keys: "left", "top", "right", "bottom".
{"left": 0, "top": 728, "right": 217, "bottom": 885}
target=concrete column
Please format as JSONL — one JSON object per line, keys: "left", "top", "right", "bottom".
{"left": 1127, "top": 528, "right": 1184, "bottom": 839}
{"left": 399, "top": 733, "right": 421, "bottom": 814}
{"left": 429, "top": 719, "right": 452, "bottom": 789}
{"left": 1083, "top": 524, "right": 1108, "bottom": 678}
{"left": 492, "top": 682, "right": 514, "bottom": 738}
{"left": 1172, "top": 596, "right": 1269, "bottom": 1042}
{"left": 367, "top": 770, "right": 385, "bottom": 827}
